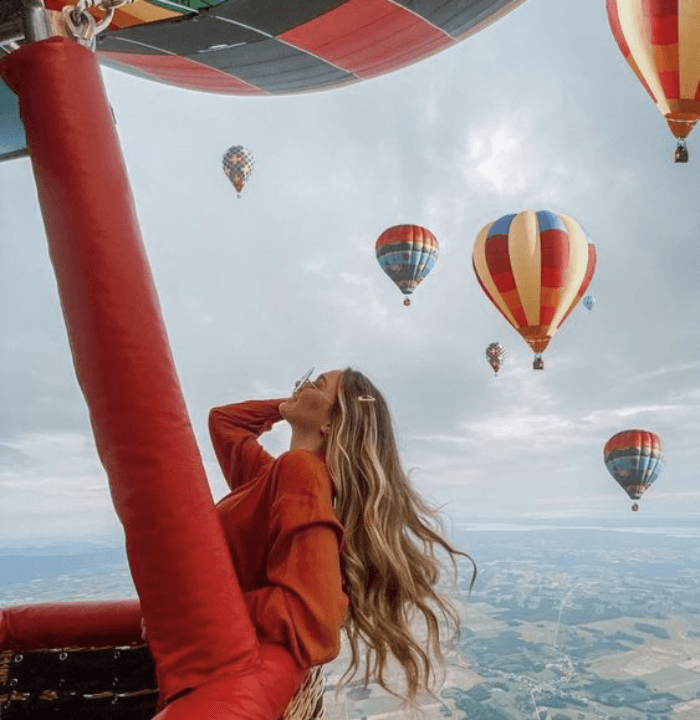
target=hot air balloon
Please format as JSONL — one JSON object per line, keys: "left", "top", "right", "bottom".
{"left": 486, "top": 342, "right": 506, "bottom": 375}
{"left": 604, "top": 429, "right": 664, "bottom": 511}
{"left": 375, "top": 225, "right": 438, "bottom": 306}
{"left": 607, "top": 0, "right": 700, "bottom": 162}
{"left": 222, "top": 146, "right": 254, "bottom": 197}
{"left": 583, "top": 294, "right": 595, "bottom": 311}
{"left": 472, "top": 211, "right": 596, "bottom": 370}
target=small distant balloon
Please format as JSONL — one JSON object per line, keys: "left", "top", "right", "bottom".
{"left": 375, "top": 224, "right": 438, "bottom": 306}
{"left": 603, "top": 429, "right": 664, "bottom": 512}
{"left": 222, "top": 146, "right": 254, "bottom": 197}
{"left": 583, "top": 295, "right": 595, "bottom": 311}
{"left": 485, "top": 342, "right": 505, "bottom": 375}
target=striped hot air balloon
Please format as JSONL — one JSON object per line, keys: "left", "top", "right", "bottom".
{"left": 472, "top": 210, "right": 596, "bottom": 369}
{"left": 606, "top": 0, "right": 700, "bottom": 162}
{"left": 604, "top": 429, "right": 665, "bottom": 511}
{"left": 375, "top": 225, "right": 438, "bottom": 306}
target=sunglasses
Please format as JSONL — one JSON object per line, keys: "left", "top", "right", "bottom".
{"left": 293, "top": 367, "right": 317, "bottom": 395}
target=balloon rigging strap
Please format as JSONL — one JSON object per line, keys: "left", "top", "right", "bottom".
{"left": 15, "top": 0, "right": 137, "bottom": 50}
{"left": 62, "top": 0, "right": 136, "bottom": 50}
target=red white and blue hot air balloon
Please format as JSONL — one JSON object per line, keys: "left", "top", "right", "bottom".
{"left": 375, "top": 224, "right": 438, "bottom": 306}
{"left": 604, "top": 429, "right": 665, "bottom": 511}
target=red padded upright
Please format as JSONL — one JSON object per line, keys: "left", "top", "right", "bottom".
{"left": 0, "top": 38, "right": 304, "bottom": 718}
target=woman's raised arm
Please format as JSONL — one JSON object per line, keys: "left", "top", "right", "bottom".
{"left": 209, "top": 399, "right": 286, "bottom": 491}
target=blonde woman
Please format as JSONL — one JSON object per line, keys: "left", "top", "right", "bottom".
{"left": 209, "top": 367, "right": 475, "bottom": 709}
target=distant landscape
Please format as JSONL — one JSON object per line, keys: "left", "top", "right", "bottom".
{"left": 1, "top": 517, "right": 699, "bottom": 719}
{"left": 0, "top": 540, "right": 134, "bottom": 604}
{"left": 326, "top": 518, "right": 700, "bottom": 719}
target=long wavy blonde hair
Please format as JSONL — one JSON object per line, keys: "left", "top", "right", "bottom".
{"left": 324, "top": 368, "right": 476, "bottom": 704}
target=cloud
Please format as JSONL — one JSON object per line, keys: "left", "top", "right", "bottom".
{"left": 0, "top": 433, "right": 106, "bottom": 499}
{"left": 409, "top": 433, "right": 470, "bottom": 447}
{"left": 652, "top": 490, "right": 700, "bottom": 500}
{"left": 581, "top": 402, "right": 696, "bottom": 427}
{"left": 0, "top": 433, "right": 120, "bottom": 541}
{"left": 624, "top": 362, "right": 700, "bottom": 384}
{"left": 464, "top": 116, "right": 541, "bottom": 196}
{"left": 1, "top": 431, "right": 98, "bottom": 466}
{"left": 2, "top": 0, "right": 700, "bottom": 538}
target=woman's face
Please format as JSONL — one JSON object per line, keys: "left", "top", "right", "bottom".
{"left": 280, "top": 369, "right": 342, "bottom": 432}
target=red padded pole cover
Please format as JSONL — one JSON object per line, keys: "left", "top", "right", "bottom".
{"left": 0, "top": 40, "right": 304, "bottom": 717}
{"left": 0, "top": 600, "right": 143, "bottom": 651}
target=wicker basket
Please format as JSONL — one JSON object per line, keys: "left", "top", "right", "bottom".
{"left": 283, "top": 665, "right": 325, "bottom": 720}
{"left": 1, "top": 647, "right": 324, "bottom": 720}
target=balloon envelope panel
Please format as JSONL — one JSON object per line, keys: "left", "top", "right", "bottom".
{"left": 39, "top": 0, "right": 527, "bottom": 94}
{"left": 603, "top": 429, "right": 665, "bottom": 500}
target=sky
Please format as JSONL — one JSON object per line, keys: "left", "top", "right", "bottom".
{"left": 0, "top": 0, "right": 699, "bottom": 543}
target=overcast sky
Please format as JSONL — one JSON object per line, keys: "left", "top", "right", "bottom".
{"left": 1, "top": 0, "right": 699, "bottom": 543}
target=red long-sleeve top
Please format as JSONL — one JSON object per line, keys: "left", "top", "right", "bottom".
{"left": 210, "top": 399, "right": 349, "bottom": 673}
